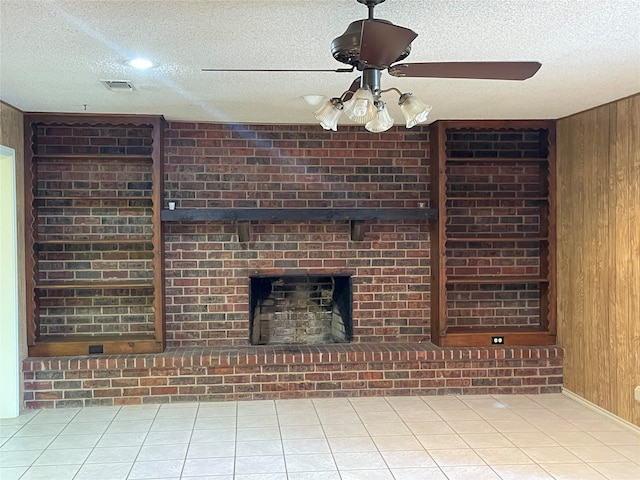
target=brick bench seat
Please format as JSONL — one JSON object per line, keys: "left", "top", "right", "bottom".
{"left": 22, "top": 343, "right": 563, "bottom": 409}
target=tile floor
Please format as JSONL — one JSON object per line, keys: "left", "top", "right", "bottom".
{"left": 1, "top": 394, "right": 638, "bottom": 480}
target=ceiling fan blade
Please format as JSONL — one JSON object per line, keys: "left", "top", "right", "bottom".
{"left": 201, "top": 68, "right": 355, "bottom": 73}
{"left": 342, "top": 77, "right": 362, "bottom": 101}
{"left": 388, "top": 62, "right": 542, "bottom": 80}
{"left": 359, "top": 20, "right": 418, "bottom": 69}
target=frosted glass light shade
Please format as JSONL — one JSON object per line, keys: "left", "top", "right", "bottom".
{"left": 399, "top": 93, "right": 432, "bottom": 128}
{"left": 313, "top": 98, "right": 343, "bottom": 131}
{"left": 365, "top": 102, "right": 394, "bottom": 133}
{"left": 343, "top": 87, "right": 377, "bottom": 124}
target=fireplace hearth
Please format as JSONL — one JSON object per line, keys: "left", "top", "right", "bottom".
{"left": 249, "top": 275, "right": 352, "bottom": 345}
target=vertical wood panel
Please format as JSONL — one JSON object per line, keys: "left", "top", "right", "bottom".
{"left": 588, "top": 105, "right": 611, "bottom": 409}
{"left": 616, "top": 95, "right": 640, "bottom": 423}
{"left": 558, "top": 94, "right": 640, "bottom": 426}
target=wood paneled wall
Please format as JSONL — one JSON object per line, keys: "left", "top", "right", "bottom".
{"left": 557, "top": 94, "right": 640, "bottom": 426}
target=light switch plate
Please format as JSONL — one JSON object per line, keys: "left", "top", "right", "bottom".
{"left": 635, "top": 386, "right": 640, "bottom": 402}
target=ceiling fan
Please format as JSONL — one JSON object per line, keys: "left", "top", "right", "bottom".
{"left": 203, "top": 0, "right": 541, "bottom": 132}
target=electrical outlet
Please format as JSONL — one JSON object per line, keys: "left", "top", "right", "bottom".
{"left": 635, "top": 386, "right": 640, "bottom": 402}
{"left": 491, "top": 336, "right": 505, "bottom": 345}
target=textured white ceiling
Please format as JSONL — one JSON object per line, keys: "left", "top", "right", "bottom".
{"left": 1, "top": 0, "right": 639, "bottom": 125}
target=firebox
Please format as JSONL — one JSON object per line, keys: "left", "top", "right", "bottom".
{"left": 249, "top": 275, "right": 352, "bottom": 345}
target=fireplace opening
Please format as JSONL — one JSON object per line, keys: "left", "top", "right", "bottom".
{"left": 249, "top": 275, "right": 352, "bottom": 345}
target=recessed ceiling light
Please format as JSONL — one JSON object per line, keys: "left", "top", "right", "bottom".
{"left": 126, "top": 58, "right": 156, "bottom": 69}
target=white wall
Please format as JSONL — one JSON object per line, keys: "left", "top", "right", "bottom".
{"left": 0, "top": 145, "right": 20, "bottom": 418}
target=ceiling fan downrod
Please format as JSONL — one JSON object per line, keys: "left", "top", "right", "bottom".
{"left": 357, "top": 0, "right": 386, "bottom": 19}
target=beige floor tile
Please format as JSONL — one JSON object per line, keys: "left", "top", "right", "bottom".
{"left": 186, "top": 441, "right": 236, "bottom": 458}
{"left": 474, "top": 447, "right": 535, "bottom": 465}
{"left": 589, "top": 429, "right": 640, "bottom": 446}
{"left": 389, "top": 467, "right": 448, "bottom": 480}
{"left": 5, "top": 393, "right": 638, "bottom": 480}
{"left": 371, "top": 435, "right": 423, "bottom": 451}
{"left": 459, "top": 432, "right": 514, "bottom": 448}
{"left": 74, "top": 462, "right": 133, "bottom": 480}
{"left": 327, "top": 436, "right": 377, "bottom": 453}
{"left": 137, "top": 443, "right": 189, "bottom": 461}
{"left": 566, "top": 445, "right": 631, "bottom": 463}
{"left": 182, "top": 457, "right": 235, "bottom": 476}
{"left": 33, "top": 447, "right": 92, "bottom": 465}
{"left": 0, "top": 466, "right": 29, "bottom": 480}
{"left": 380, "top": 450, "right": 437, "bottom": 468}
{"left": 282, "top": 438, "right": 331, "bottom": 454}
{"left": 332, "top": 451, "right": 388, "bottom": 470}
{"left": 415, "top": 433, "right": 469, "bottom": 449}
{"left": 588, "top": 461, "right": 640, "bottom": 479}
{"left": 447, "top": 420, "right": 498, "bottom": 434}
{"left": 128, "top": 459, "right": 185, "bottom": 479}
{"left": 284, "top": 453, "right": 337, "bottom": 473}
{"left": 235, "top": 439, "right": 283, "bottom": 456}
{"left": 85, "top": 446, "right": 141, "bottom": 464}
{"left": 339, "top": 470, "right": 394, "bottom": 480}
{"left": 19, "top": 464, "right": 81, "bottom": 480}
{"left": 440, "top": 465, "right": 501, "bottom": 479}
{"left": 502, "top": 431, "right": 559, "bottom": 447}
{"left": 491, "top": 464, "right": 554, "bottom": 479}
{"left": 435, "top": 408, "right": 483, "bottom": 422}
{"left": 521, "top": 446, "right": 583, "bottom": 464}
{"left": 234, "top": 455, "right": 287, "bottom": 475}
{"left": 428, "top": 448, "right": 486, "bottom": 467}
{"left": 540, "top": 462, "right": 608, "bottom": 479}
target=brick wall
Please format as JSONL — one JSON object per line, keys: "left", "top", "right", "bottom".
{"left": 163, "top": 123, "right": 432, "bottom": 346}
{"left": 446, "top": 129, "right": 548, "bottom": 158}
{"left": 22, "top": 344, "right": 563, "bottom": 408}
{"left": 30, "top": 122, "right": 552, "bottom": 344}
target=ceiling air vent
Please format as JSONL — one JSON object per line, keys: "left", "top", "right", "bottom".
{"left": 100, "top": 80, "right": 134, "bottom": 91}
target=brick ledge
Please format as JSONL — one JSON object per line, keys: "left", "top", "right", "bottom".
{"left": 22, "top": 343, "right": 564, "bottom": 409}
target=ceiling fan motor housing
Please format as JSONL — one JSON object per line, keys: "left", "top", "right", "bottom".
{"left": 331, "top": 19, "right": 411, "bottom": 69}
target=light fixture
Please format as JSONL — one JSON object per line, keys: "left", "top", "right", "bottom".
{"left": 303, "top": 94, "right": 327, "bottom": 106}
{"left": 342, "top": 87, "right": 377, "bottom": 124}
{"left": 311, "top": 72, "right": 431, "bottom": 133}
{"left": 398, "top": 92, "right": 433, "bottom": 128}
{"left": 125, "top": 58, "right": 157, "bottom": 69}
{"left": 313, "top": 98, "right": 343, "bottom": 131}
{"left": 365, "top": 101, "right": 394, "bottom": 133}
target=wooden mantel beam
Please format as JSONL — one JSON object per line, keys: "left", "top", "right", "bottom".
{"left": 161, "top": 208, "right": 438, "bottom": 223}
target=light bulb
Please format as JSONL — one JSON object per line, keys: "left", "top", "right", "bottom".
{"left": 343, "top": 87, "right": 377, "bottom": 124}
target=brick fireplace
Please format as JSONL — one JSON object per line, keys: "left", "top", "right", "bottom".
{"left": 162, "top": 122, "right": 432, "bottom": 347}
{"left": 22, "top": 120, "right": 563, "bottom": 408}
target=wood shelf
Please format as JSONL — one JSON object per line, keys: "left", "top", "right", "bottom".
{"left": 446, "top": 157, "right": 549, "bottom": 163}
{"left": 36, "top": 238, "right": 152, "bottom": 245}
{"left": 446, "top": 196, "right": 548, "bottom": 201}
{"left": 34, "top": 196, "right": 152, "bottom": 201}
{"left": 24, "top": 113, "right": 166, "bottom": 357}
{"left": 32, "top": 154, "right": 153, "bottom": 161}
{"left": 446, "top": 276, "right": 549, "bottom": 285}
{"left": 35, "top": 280, "right": 154, "bottom": 290}
{"left": 161, "top": 207, "right": 438, "bottom": 223}
{"left": 439, "top": 326, "right": 556, "bottom": 347}
{"left": 429, "top": 120, "right": 557, "bottom": 348}
{"left": 446, "top": 236, "right": 548, "bottom": 243}
{"left": 28, "top": 334, "right": 162, "bottom": 357}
